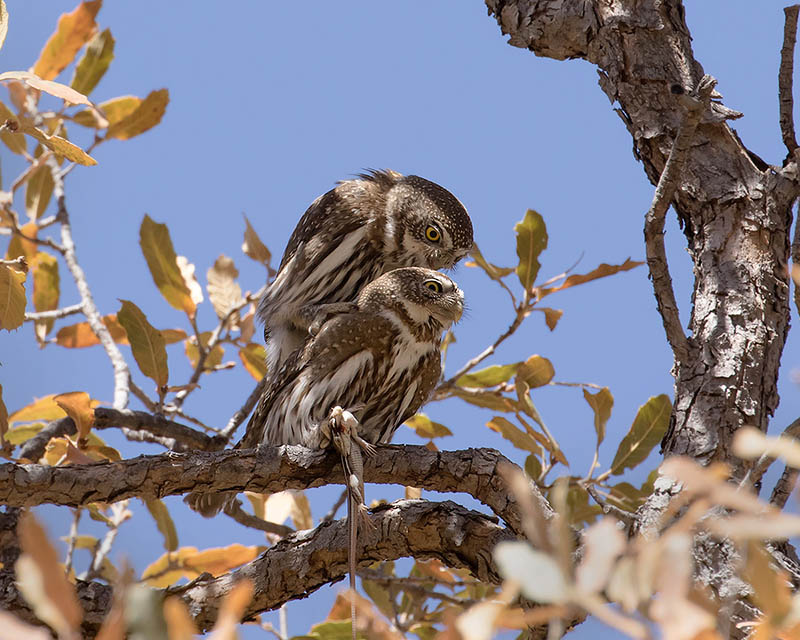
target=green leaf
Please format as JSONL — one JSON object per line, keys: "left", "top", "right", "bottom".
{"left": 606, "top": 481, "right": 646, "bottom": 513}
{"left": 404, "top": 413, "right": 452, "bottom": 439}
{"left": 70, "top": 28, "right": 114, "bottom": 96}
{"left": 467, "top": 243, "right": 514, "bottom": 281}
{"left": 514, "top": 209, "right": 547, "bottom": 292}
{"left": 139, "top": 214, "right": 195, "bottom": 316}
{"left": 583, "top": 387, "right": 613, "bottom": 447}
{"left": 609, "top": 394, "right": 671, "bottom": 476}
{"left": 145, "top": 499, "right": 178, "bottom": 552}
{"left": 517, "top": 355, "right": 554, "bottom": 388}
{"left": 456, "top": 363, "right": 518, "bottom": 388}
{"left": 5, "top": 422, "right": 45, "bottom": 446}
{"left": 25, "top": 163, "right": 54, "bottom": 220}
{"left": 239, "top": 343, "right": 267, "bottom": 380}
{"left": 107, "top": 88, "right": 169, "bottom": 140}
{"left": 117, "top": 299, "right": 169, "bottom": 387}
{"left": 563, "top": 484, "right": 601, "bottom": 526}
{"left": 524, "top": 453, "right": 542, "bottom": 481}
{"left": 0, "top": 262, "right": 26, "bottom": 330}
{"left": 487, "top": 416, "right": 541, "bottom": 454}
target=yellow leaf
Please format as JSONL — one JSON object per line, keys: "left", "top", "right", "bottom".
{"left": 242, "top": 214, "right": 272, "bottom": 265}
{"left": 610, "top": 394, "right": 671, "bottom": 475}
{"left": 139, "top": 215, "right": 195, "bottom": 316}
{"left": 116, "top": 299, "right": 169, "bottom": 387}
{"left": 487, "top": 416, "right": 542, "bottom": 454}
{"left": 106, "top": 88, "right": 168, "bottom": 140}
{"left": 145, "top": 499, "right": 179, "bottom": 552}
{"left": 239, "top": 343, "right": 266, "bottom": 381}
{"left": 32, "top": 252, "right": 59, "bottom": 337}
{"left": 70, "top": 28, "right": 114, "bottom": 96}
{"left": 0, "top": 261, "right": 26, "bottom": 330}
{"left": 185, "top": 332, "right": 223, "bottom": 372}
{"left": 32, "top": 1, "right": 101, "bottom": 80}
{"left": 6, "top": 222, "right": 38, "bottom": 261}
{"left": 535, "top": 258, "right": 644, "bottom": 299}
{"left": 515, "top": 209, "right": 548, "bottom": 292}
{"left": 54, "top": 391, "right": 93, "bottom": 446}
{"left": 142, "top": 545, "right": 261, "bottom": 588}
{"left": 516, "top": 355, "right": 554, "bottom": 388}
{"left": 207, "top": 254, "right": 243, "bottom": 321}
{"left": 457, "top": 363, "right": 519, "bottom": 388}
{"left": 290, "top": 490, "right": 313, "bottom": 530}
{"left": 8, "top": 394, "right": 66, "bottom": 424}
{"left": 25, "top": 163, "right": 54, "bottom": 220}
{"left": 451, "top": 387, "right": 515, "bottom": 412}
{"left": 55, "top": 313, "right": 186, "bottom": 348}
{"left": 16, "top": 512, "right": 82, "bottom": 635}
{"left": 19, "top": 119, "right": 97, "bottom": 166}
{"left": 0, "top": 99, "right": 26, "bottom": 155}
{"left": 405, "top": 486, "right": 421, "bottom": 500}
{"left": 404, "top": 413, "right": 452, "bottom": 439}
{"left": 73, "top": 95, "right": 139, "bottom": 128}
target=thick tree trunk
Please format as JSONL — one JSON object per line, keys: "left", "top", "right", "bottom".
{"left": 485, "top": 0, "right": 800, "bottom": 629}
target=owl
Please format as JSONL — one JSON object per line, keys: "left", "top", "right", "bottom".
{"left": 188, "top": 267, "right": 464, "bottom": 517}
{"left": 258, "top": 169, "right": 473, "bottom": 377}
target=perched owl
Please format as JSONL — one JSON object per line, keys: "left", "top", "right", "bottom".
{"left": 187, "top": 267, "right": 464, "bottom": 517}
{"left": 258, "top": 169, "right": 473, "bottom": 376}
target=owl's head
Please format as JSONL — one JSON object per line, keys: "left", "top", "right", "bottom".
{"left": 369, "top": 171, "right": 474, "bottom": 270}
{"left": 360, "top": 267, "right": 464, "bottom": 329}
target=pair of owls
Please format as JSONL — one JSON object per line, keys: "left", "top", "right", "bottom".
{"left": 190, "top": 170, "right": 473, "bottom": 516}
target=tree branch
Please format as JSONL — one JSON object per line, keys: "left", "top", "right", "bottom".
{"left": 93, "top": 408, "right": 224, "bottom": 451}
{"left": 23, "top": 302, "right": 84, "bottom": 322}
{"left": 0, "top": 445, "right": 528, "bottom": 534}
{"left": 644, "top": 75, "right": 716, "bottom": 365}
{"left": 780, "top": 5, "right": 800, "bottom": 155}
{"left": 221, "top": 376, "right": 266, "bottom": 441}
{"left": 0, "top": 500, "right": 516, "bottom": 637}
{"left": 48, "top": 157, "right": 131, "bottom": 410}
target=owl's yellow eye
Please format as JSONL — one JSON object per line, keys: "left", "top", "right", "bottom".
{"left": 423, "top": 279, "right": 443, "bottom": 293}
{"left": 425, "top": 225, "right": 442, "bottom": 243}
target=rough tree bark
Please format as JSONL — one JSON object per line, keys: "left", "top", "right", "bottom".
{"left": 485, "top": 0, "right": 800, "bottom": 632}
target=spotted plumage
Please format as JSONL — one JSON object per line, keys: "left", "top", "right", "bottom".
{"left": 245, "top": 267, "right": 464, "bottom": 449}
{"left": 258, "top": 170, "right": 473, "bottom": 376}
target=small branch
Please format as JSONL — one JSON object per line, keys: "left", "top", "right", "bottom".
{"left": 793, "top": 205, "right": 800, "bottom": 317}
{"left": 320, "top": 488, "right": 348, "bottom": 524}
{"left": 221, "top": 377, "right": 267, "bottom": 440}
{"left": 17, "top": 417, "right": 74, "bottom": 461}
{"left": 780, "top": 5, "right": 800, "bottom": 155}
{"left": 644, "top": 75, "right": 716, "bottom": 365}
{"left": 48, "top": 157, "right": 131, "bottom": 410}
{"left": 64, "top": 508, "right": 82, "bottom": 576}
{"left": 93, "top": 408, "right": 223, "bottom": 451}
{"left": 585, "top": 485, "right": 636, "bottom": 531}
{"left": 0, "top": 445, "right": 527, "bottom": 534}
{"left": 173, "top": 288, "right": 265, "bottom": 410}
{"left": 24, "top": 302, "right": 84, "bottom": 322}
{"left": 223, "top": 499, "right": 295, "bottom": 537}
{"left": 769, "top": 466, "right": 798, "bottom": 508}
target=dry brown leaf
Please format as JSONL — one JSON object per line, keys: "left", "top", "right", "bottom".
{"left": 16, "top": 512, "right": 82, "bottom": 635}
{"left": 208, "top": 580, "right": 254, "bottom": 640}
{"left": 32, "top": 1, "right": 101, "bottom": 80}
{"left": 54, "top": 391, "right": 93, "bottom": 446}
{"left": 242, "top": 214, "right": 271, "bottom": 265}
{"left": 207, "top": 255, "right": 243, "bottom": 322}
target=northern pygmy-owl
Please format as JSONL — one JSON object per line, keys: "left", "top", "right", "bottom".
{"left": 247, "top": 266, "right": 464, "bottom": 448}
{"left": 259, "top": 170, "right": 473, "bottom": 376}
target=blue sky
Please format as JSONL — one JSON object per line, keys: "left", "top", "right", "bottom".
{"left": 2, "top": 2, "right": 799, "bottom": 638}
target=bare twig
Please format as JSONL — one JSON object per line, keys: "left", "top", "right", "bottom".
{"left": 24, "top": 302, "right": 84, "bottom": 321}
{"left": 780, "top": 5, "right": 800, "bottom": 155}
{"left": 769, "top": 466, "right": 798, "bottom": 508}
{"left": 221, "top": 377, "right": 267, "bottom": 441}
{"left": 64, "top": 508, "right": 82, "bottom": 576}
{"left": 793, "top": 208, "right": 800, "bottom": 316}
{"left": 585, "top": 485, "right": 636, "bottom": 531}
{"left": 48, "top": 157, "right": 131, "bottom": 409}
{"left": 223, "top": 499, "right": 294, "bottom": 537}
{"left": 321, "top": 489, "right": 348, "bottom": 524}
{"left": 644, "top": 75, "right": 716, "bottom": 365}
{"left": 172, "top": 287, "right": 266, "bottom": 410}
{"left": 94, "top": 408, "right": 223, "bottom": 451}
{"left": 17, "top": 417, "right": 74, "bottom": 461}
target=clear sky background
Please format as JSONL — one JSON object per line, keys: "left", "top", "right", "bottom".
{"left": 2, "top": 2, "right": 799, "bottom": 638}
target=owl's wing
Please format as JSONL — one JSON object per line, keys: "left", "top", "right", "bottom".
{"left": 240, "top": 311, "right": 396, "bottom": 448}
{"left": 396, "top": 350, "right": 442, "bottom": 427}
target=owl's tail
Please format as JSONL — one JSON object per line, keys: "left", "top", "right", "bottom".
{"left": 184, "top": 490, "right": 236, "bottom": 517}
